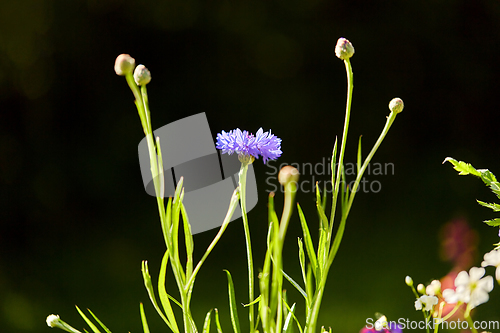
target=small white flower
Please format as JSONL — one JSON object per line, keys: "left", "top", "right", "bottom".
{"left": 442, "top": 267, "right": 494, "bottom": 309}
{"left": 426, "top": 280, "right": 441, "bottom": 296}
{"left": 482, "top": 249, "right": 500, "bottom": 281}
{"left": 415, "top": 295, "right": 438, "bottom": 311}
{"left": 46, "top": 314, "right": 60, "bottom": 328}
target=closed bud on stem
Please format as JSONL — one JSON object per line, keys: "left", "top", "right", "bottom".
{"left": 417, "top": 283, "right": 425, "bottom": 294}
{"left": 405, "top": 276, "right": 413, "bottom": 287}
{"left": 134, "top": 65, "right": 151, "bottom": 86}
{"left": 278, "top": 166, "right": 300, "bottom": 187}
{"left": 114, "top": 54, "right": 135, "bottom": 76}
{"left": 46, "top": 314, "right": 82, "bottom": 333}
{"left": 389, "top": 97, "right": 404, "bottom": 114}
{"left": 335, "top": 37, "right": 355, "bottom": 60}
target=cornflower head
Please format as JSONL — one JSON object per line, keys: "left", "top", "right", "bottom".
{"left": 216, "top": 128, "right": 282, "bottom": 164}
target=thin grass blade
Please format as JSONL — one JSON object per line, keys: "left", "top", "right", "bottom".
{"left": 87, "top": 309, "right": 111, "bottom": 333}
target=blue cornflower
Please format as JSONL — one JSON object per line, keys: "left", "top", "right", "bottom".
{"left": 216, "top": 128, "right": 282, "bottom": 163}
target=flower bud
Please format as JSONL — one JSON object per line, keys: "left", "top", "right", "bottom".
{"left": 405, "top": 276, "right": 413, "bottom": 287}
{"left": 417, "top": 283, "right": 425, "bottom": 294}
{"left": 134, "top": 65, "right": 151, "bottom": 86}
{"left": 389, "top": 97, "right": 404, "bottom": 114}
{"left": 278, "top": 166, "right": 300, "bottom": 186}
{"left": 46, "top": 314, "right": 81, "bottom": 333}
{"left": 114, "top": 54, "right": 135, "bottom": 76}
{"left": 335, "top": 37, "right": 355, "bottom": 60}
{"left": 46, "top": 314, "right": 60, "bottom": 328}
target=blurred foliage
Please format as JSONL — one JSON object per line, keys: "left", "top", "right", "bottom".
{"left": 2, "top": 0, "right": 500, "bottom": 332}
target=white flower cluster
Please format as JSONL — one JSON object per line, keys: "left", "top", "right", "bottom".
{"left": 442, "top": 267, "right": 494, "bottom": 309}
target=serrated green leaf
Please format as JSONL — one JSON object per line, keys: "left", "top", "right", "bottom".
{"left": 484, "top": 218, "right": 500, "bottom": 227}
{"left": 139, "top": 303, "right": 150, "bottom": 333}
{"left": 224, "top": 270, "right": 241, "bottom": 333}
{"left": 202, "top": 309, "right": 212, "bottom": 333}
{"left": 75, "top": 306, "right": 101, "bottom": 333}
{"left": 477, "top": 200, "right": 500, "bottom": 212}
{"left": 443, "top": 157, "right": 481, "bottom": 176}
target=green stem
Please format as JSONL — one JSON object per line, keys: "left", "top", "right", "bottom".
{"left": 328, "top": 58, "right": 354, "bottom": 235}
{"left": 467, "top": 316, "right": 477, "bottom": 333}
{"left": 185, "top": 188, "right": 241, "bottom": 300}
{"left": 273, "top": 180, "right": 297, "bottom": 333}
{"left": 305, "top": 58, "right": 353, "bottom": 333}
{"left": 239, "top": 162, "right": 255, "bottom": 333}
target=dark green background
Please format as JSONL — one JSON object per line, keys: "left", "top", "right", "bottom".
{"left": 2, "top": 0, "right": 500, "bottom": 332}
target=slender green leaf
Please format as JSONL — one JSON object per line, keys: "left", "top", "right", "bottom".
{"left": 331, "top": 137, "right": 338, "bottom": 188}
{"left": 281, "top": 269, "right": 307, "bottom": 300}
{"left": 283, "top": 303, "right": 296, "bottom": 333}
{"left": 157, "top": 250, "right": 180, "bottom": 333}
{"left": 141, "top": 260, "right": 173, "bottom": 329}
{"left": 224, "top": 270, "right": 241, "bottom": 333}
{"left": 316, "top": 183, "right": 329, "bottom": 230}
{"left": 87, "top": 309, "right": 111, "bottom": 333}
{"left": 214, "top": 309, "right": 223, "bottom": 333}
{"left": 140, "top": 303, "right": 151, "bottom": 333}
{"left": 202, "top": 310, "right": 213, "bottom": 333}
{"left": 305, "top": 264, "right": 314, "bottom": 315}
{"left": 243, "top": 295, "right": 261, "bottom": 307}
{"left": 181, "top": 203, "right": 194, "bottom": 279}
{"left": 484, "top": 218, "right": 500, "bottom": 227}
{"left": 297, "top": 238, "right": 307, "bottom": 289}
{"left": 296, "top": 203, "right": 318, "bottom": 278}
{"left": 357, "top": 136, "right": 362, "bottom": 175}
{"left": 283, "top": 301, "right": 303, "bottom": 333}
{"left": 75, "top": 306, "right": 101, "bottom": 333}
